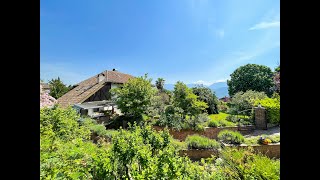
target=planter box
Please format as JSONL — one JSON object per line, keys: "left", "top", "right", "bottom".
{"left": 223, "top": 143, "right": 280, "bottom": 159}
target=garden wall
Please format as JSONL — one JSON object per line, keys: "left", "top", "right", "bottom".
{"left": 153, "top": 126, "right": 254, "bottom": 141}
{"left": 178, "top": 143, "right": 280, "bottom": 160}
{"left": 237, "top": 143, "right": 280, "bottom": 159}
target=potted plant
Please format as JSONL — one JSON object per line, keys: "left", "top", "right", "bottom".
{"left": 258, "top": 137, "right": 272, "bottom": 145}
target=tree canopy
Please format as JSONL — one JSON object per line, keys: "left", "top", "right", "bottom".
{"left": 227, "top": 64, "right": 274, "bottom": 96}
{"left": 192, "top": 85, "right": 219, "bottom": 114}
{"left": 110, "top": 74, "right": 156, "bottom": 117}
{"left": 48, "top": 77, "right": 71, "bottom": 99}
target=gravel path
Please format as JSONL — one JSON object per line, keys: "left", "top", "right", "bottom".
{"left": 244, "top": 126, "right": 280, "bottom": 138}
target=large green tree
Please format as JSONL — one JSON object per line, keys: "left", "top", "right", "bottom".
{"left": 110, "top": 74, "right": 156, "bottom": 117}
{"left": 173, "top": 81, "right": 208, "bottom": 118}
{"left": 48, "top": 77, "right": 70, "bottom": 99}
{"left": 192, "top": 85, "right": 219, "bottom": 114}
{"left": 227, "top": 64, "right": 274, "bottom": 96}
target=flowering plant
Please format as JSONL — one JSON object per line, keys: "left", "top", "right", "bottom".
{"left": 40, "top": 84, "right": 57, "bottom": 108}
{"left": 258, "top": 137, "right": 272, "bottom": 145}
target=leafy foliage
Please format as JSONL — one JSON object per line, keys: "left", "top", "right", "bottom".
{"left": 254, "top": 96, "right": 280, "bottom": 124}
{"left": 216, "top": 148, "right": 280, "bottom": 180}
{"left": 186, "top": 113, "right": 210, "bottom": 131}
{"left": 217, "top": 100, "right": 229, "bottom": 113}
{"left": 186, "top": 135, "right": 221, "bottom": 150}
{"left": 228, "top": 90, "right": 267, "bottom": 116}
{"left": 173, "top": 81, "right": 208, "bottom": 118}
{"left": 48, "top": 77, "right": 71, "bottom": 99}
{"left": 155, "top": 77, "right": 165, "bottom": 92}
{"left": 110, "top": 74, "right": 157, "bottom": 117}
{"left": 218, "top": 130, "right": 244, "bottom": 145}
{"left": 157, "top": 105, "right": 184, "bottom": 130}
{"left": 192, "top": 85, "right": 219, "bottom": 114}
{"left": 227, "top": 64, "right": 274, "bottom": 96}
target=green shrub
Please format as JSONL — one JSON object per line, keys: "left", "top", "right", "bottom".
{"left": 89, "top": 124, "right": 107, "bottom": 136}
{"left": 186, "top": 113, "right": 210, "bottom": 131}
{"left": 185, "top": 135, "right": 221, "bottom": 150}
{"left": 208, "top": 119, "right": 235, "bottom": 127}
{"left": 218, "top": 119, "right": 234, "bottom": 127}
{"left": 218, "top": 130, "right": 244, "bottom": 145}
{"left": 255, "top": 97, "right": 280, "bottom": 124}
{"left": 208, "top": 119, "right": 219, "bottom": 127}
{"left": 217, "top": 148, "right": 280, "bottom": 179}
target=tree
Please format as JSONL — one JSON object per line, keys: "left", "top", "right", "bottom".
{"left": 192, "top": 85, "right": 219, "bottom": 114}
{"left": 227, "top": 64, "right": 274, "bottom": 96}
{"left": 110, "top": 74, "right": 157, "bottom": 118}
{"left": 155, "top": 78, "right": 165, "bottom": 92}
{"left": 173, "top": 81, "right": 208, "bottom": 118}
{"left": 48, "top": 77, "right": 70, "bottom": 99}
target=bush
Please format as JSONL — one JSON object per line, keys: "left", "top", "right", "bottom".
{"left": 228, "top": 90, "right": 267, "bottom": 116}
{"left": 217, "top": 148, "right": 280, "bottom": 179}
{"left": 218, "top": 130, "right": 244, "bottom": 145}
{"left": 255, "top": 97, "right": 280, "bottom": 124}
{"left": 157, "top": 105, "right": 183, "bottom": 130}
{"left": 217, "top": 100, "right": 229, "bottom": 113}
{"left": 208, "top": 119, "right": 235, "bottom": 127}
{"left": 208, "top": 119, "right": 219, "bottom": 127}
{"left": 186, "top": 135, "right": 221, "bottom": 150}
{"left": 186, "top": 113, "right": 210, "bottom": 131}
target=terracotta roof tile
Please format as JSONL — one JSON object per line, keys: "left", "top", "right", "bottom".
{"left": 57, "top": 70, "right": 133, "bottom": 108}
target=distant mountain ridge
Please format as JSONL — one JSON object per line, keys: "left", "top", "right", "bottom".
{"left": 164, "top": 82, "right": 229, "bottom": 98}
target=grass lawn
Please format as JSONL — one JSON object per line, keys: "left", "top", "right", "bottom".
{"left": 207, "top": 113, "right": 236, "bottom": 127}
{"left": 208, "top": 112, "right": 229, "bottom": 121}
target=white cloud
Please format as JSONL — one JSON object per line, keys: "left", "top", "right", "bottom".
{"left": 194, "top": 80, "right": 212, "bottom": 86}
{"left": 214, "top": 79, "right": 229, "bottom": 83}
{"left": 249, "top": 21, "right": 280, "bottom": 30}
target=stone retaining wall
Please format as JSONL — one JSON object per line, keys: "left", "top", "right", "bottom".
{"left": 153, "top": 126, "right": 254, "bottom": 141}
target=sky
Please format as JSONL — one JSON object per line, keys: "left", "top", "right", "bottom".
{"left": 40, "top": 0, "right": 280, "bottom": 86}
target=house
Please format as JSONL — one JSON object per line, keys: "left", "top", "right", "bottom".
{"left": 219, "top": 96, "right": 230, "bottom": 102}
{"left": 40, "top": 82, "right": 50, "bottom": 93}
{"left": 57, "top": 69, "right": 133, "bottom": 119}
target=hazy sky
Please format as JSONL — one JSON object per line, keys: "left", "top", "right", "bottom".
{"left": 41, "top": 0, "right": 280, "bottom": 85}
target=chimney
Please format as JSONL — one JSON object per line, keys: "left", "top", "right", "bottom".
{"left": 98, "top": 73, "right": 105, "bottom": 83}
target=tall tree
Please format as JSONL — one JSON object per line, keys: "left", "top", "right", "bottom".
{"left": 227, "top": 64, "right": 274, "bottom": 96}
{"left": 48, "top": 77, "right": 70, "bottom": 99}
{"left": 155, "top": 78, "right": 165, "bottom": 92}
{"left": 110, "top": 74, "right": 156, "bottom": 117}
{"left": 192, "top": 85, "right": 219, "bottom": 114}
{"left": 173, "top": 81, "right": 208, "bottom": 118}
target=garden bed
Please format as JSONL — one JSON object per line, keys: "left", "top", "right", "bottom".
{"left": 222, "top": 143, "right": 280, "bottom": 159}
{"left": 153, "top": 125, "right": 254, "bottom": 141}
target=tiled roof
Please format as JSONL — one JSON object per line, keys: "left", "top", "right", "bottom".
{"left": 57, "top": 70, "right": 133, "bottom": 108}
{"left": 40, "top": 83, "right": 50, "bottom": 89}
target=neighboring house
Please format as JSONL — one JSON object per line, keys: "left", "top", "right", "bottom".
{"left": 219, "top": 96, "right": 230, "bottom": 102}
{"left": 41, "top": 82, "right": 50, "bottom": 93}
{"left": 57, "top": 69, "right": 133, "bottom": 119}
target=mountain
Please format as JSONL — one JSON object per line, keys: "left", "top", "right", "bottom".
{"left": 208, "top": 82, "right": 227, "bottom": 89}
{"left": 164, "top": 82, "right": 229, "bottom": 99}
{"left": 209, "top": 82, "right": 229, "bottom": 98}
